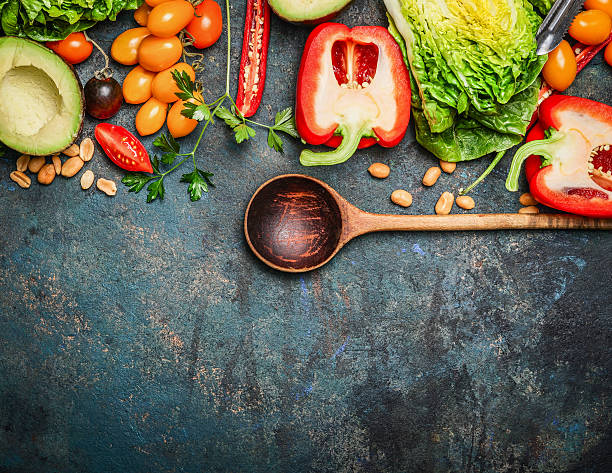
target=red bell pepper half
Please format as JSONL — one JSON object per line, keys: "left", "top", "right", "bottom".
{"left": 296, "top": 23, "right": 411, "bottom": 166}
{"left": 506, "top": 95, "right": 612, "bottom": 218}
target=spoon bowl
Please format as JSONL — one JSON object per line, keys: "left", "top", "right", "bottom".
{"left": 245, "top": 175, "right": 345, "bottom": 272}
{"left": 245, "top": 174, "right": 612, "bottom": 273}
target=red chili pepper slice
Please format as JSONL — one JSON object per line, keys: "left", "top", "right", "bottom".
{"left": 235, "top": 0, "right": 270, "bottom": 118}
{"left": 95, "top": 123, "right": 153, "bottom": 173}
{"left": 506, "top": 95, "right": 612, "bottom": 218}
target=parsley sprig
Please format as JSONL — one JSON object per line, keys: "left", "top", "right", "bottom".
{"left": 121, "top": 0, "right": 298, "bottom": 203}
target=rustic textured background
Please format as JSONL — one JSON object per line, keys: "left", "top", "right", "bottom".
{"left": 1, "top": 1, "right": 611, "bottom": 472}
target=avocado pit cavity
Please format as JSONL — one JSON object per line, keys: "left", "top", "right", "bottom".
{"left": 0, "top": 65, "right": 61, "bottom": 136}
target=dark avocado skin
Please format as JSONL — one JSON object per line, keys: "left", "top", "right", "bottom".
{"left": 268, "top": 0, "right": 354, "bottom": 25}
{"left": 0, "top": 37, "right": 84, "bottom": 155}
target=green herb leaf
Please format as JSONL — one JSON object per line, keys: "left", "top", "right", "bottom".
{"left": 272, "top": 107, "right": 299, "bottom": 138}
{"left": 153, "top": 133, "right": 180, "bottom": 154}
{"left": 198, "top": 169, "right": 215, "bottom": 187}
{"left": 180, "top": 168, "right": 214, "bottom": 201}
{"left": 171, "top": 70, "right": 195, "bottom": 100}
{"left": 234, "top": 123, "right": 256, "bottom": 143}
{"left": 147, "top": 178, "right": 165, "bottom": 203}
{"left": 122, "top": 173, "right": 154, "bottom": 194}
{"left": 182, "top": 101, "right": 210, "bottom": 122}
{"left": 161, "top": 152, "right": 176, "bottom": 165}
{"left": 267, "top": 129, "right": 284, "bottom": 153}
{"left": 215, "top": 106, "right": 242, "bottom": 128}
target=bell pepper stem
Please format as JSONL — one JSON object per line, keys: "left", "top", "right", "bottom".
{"left": 300, "top": 124, "right": 372, "bottom": 166}
{"left": 505, "top": 133, "right": 564, "bottom": 191}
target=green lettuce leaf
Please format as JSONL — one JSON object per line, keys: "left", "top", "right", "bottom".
{"left": 388, "top": 14, "right": 541, "bottom": 162}
{"left": 385, "top": 0, "right": 545, "bottom": 134}
{"left": 529, "top": 0, "right": 555, "bottom": 15}
{"left": 0, "top": 0, "right": 142, "bottom": 40}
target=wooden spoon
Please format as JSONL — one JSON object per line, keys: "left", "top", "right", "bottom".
{"left": 244, "top": 174, "right": 612, "bottom": 273}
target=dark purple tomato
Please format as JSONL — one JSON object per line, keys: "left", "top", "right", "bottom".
{"left": 84, "top": 77, "right": 123, "bottom": 119}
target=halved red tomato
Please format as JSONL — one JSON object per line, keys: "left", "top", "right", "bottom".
{"left": 95, "top": 123, "right": 153, "bottom": 173}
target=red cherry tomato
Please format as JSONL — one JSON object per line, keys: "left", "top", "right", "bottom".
{"left": 46, "top": 32, "right": 93, "bottom": 64}
{"left": 584, "top": 0, "right": 612, "bottom": 19}
{"left": 185, "top": 0, "right": 223, "bottom": 49}
{"left": 95, "top": 123, "right": 153, "bottom": 173}
{"left": 568, "top": 10, "right": 612, "bottom": 45}
{"left": 542, "top": 40, "right": 577, "bottom": 92}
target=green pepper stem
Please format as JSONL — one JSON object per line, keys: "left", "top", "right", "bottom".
{"left": 505, "top": 133, "right": 564, "bottom": 191}
{"left": 460, "top": 150, "right": 506, "bottom": 195}
{"left": 300, "top": 124, "right": 372, "bottom": 166}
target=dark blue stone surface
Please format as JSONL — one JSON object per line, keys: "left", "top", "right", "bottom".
{"left": 1, "top": 1, "right": 611, "bottom": 472}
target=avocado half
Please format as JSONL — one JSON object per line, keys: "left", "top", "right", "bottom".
{"left": 268, "top": 0, "right": 354, "bottom": 24}
{"left": 0, "top": 37, "right": 84, "bottom": 156}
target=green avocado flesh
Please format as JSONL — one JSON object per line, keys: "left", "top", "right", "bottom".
{"left": 268, "top": 0, "right": 353, "bottom": 23}
{"left": 0, "top": 37, "right": 83, "bottom": 156}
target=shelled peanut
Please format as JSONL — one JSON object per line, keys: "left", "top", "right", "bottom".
{"left": 6, "top": 137, "right": 115, "bottom": 197}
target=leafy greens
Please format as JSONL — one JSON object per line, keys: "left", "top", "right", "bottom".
{"left": 385, "top": 0, "right": 547, "bottom": 162}
{"left": 0, "top": 0, "right": 142, "bottom": 41}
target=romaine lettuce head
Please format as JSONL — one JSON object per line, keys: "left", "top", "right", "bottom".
{"left": 384, "top": 0, "right": 545, "bottom": 132}
{"left": 388, "top": 13, "right": 541, "bottom": 163}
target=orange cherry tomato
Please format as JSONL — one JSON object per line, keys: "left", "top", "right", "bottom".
{"left": 167, "top": 98, "right": 200, "bottom": 138}
{"left": 145, "top": 0, "right": 172, "bottom": 6}
{"left": 46, "top": 32, "right": 93, "bottom": 64}
{"left": 542, "top": 40, "right": 577, "bottom": 92}
{"left": 185, "top": 0, "right": 223, "bottom": 49}
{"left": 138, "top": 35, "right": 183, "bottom": 72}
{"left": 147, "top": 0, "right": 194, "bottom": 38}
{"left": 151, "top": 63, "right": 195, "bottom": 103}
{"left": 605, "top": 42, "right": 612, "bottom": 66}
{"left": 134, "top": 3, "right": 152, "bottom": 26}
{"left": 111, "top": 27, "right": 150, "bottom": 65}
{"left": 123, "top": 66, "right": 156, "bottom": 104}
{"left": 584, "top": 0, "right": 612, "bottom": 19}
{"left": 569, "top": 10, "right": 612, "bottom": 45}
{"left": 136, "top": 97, "right": 168, "bottom": 136}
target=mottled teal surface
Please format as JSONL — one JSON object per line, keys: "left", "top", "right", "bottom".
{"left": 1, "top": 1, "right": 611, "bottom": 472}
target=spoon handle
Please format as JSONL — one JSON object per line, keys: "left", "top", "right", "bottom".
{"left": 348, "top": 212, "right": 612, "bottom": 237}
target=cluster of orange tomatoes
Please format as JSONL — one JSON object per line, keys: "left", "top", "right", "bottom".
{"left": 542, "top": 0, "right": 612, "bottom": 91}
{"left": 112, "top": 0, "right": 222, "bottom": 138}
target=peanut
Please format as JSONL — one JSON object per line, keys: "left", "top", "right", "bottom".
{"left": 28, "top": 156, "right": 45, "bottom": 173}
{"left": 390, "top": 189, "right": 413, "bottom": 207}
{"left": 80, "top": 170, "right": 94, "bottom": 190}
{"left": 439, "top": 160, "right": 456, "bottom": 174}
{"left": 435, "top": 192, "right": 454, "bottom": 215}
{"left": 37, "top": 164, "right": 56, "bottom": 185}
{"left": 62, "top": 143, "right": 80, "bottom": 157}
{"left": 10, "top": 171, "right": 31, "bottom": 189}
{"left": 519, "top": 192, "right": 538, "bottom": 206}
{"left": 61, "top": 156, "right": 84, "bottom": 177}
{"left": 80, "top": 137, "right": 94, "bottom": 162}
{"left": 519, "top": 205, "right": 539, "bottom": 214}
{"left": 16, "top": 154, "right": 30, "bottom": 172}
{"left": 422, "top": 166, "right": 441, "bottom": 186}
{"left": 97, "top": 178, "right": 117, "bottom": 196}
{"left": 456, "top": 195, "right": 475, "bottom": 210}
{"left": 52, "top": 155, "right": 62, "bottom": 175}
{"left": 368, "top": 162, "right": 390, "bottom": 179}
